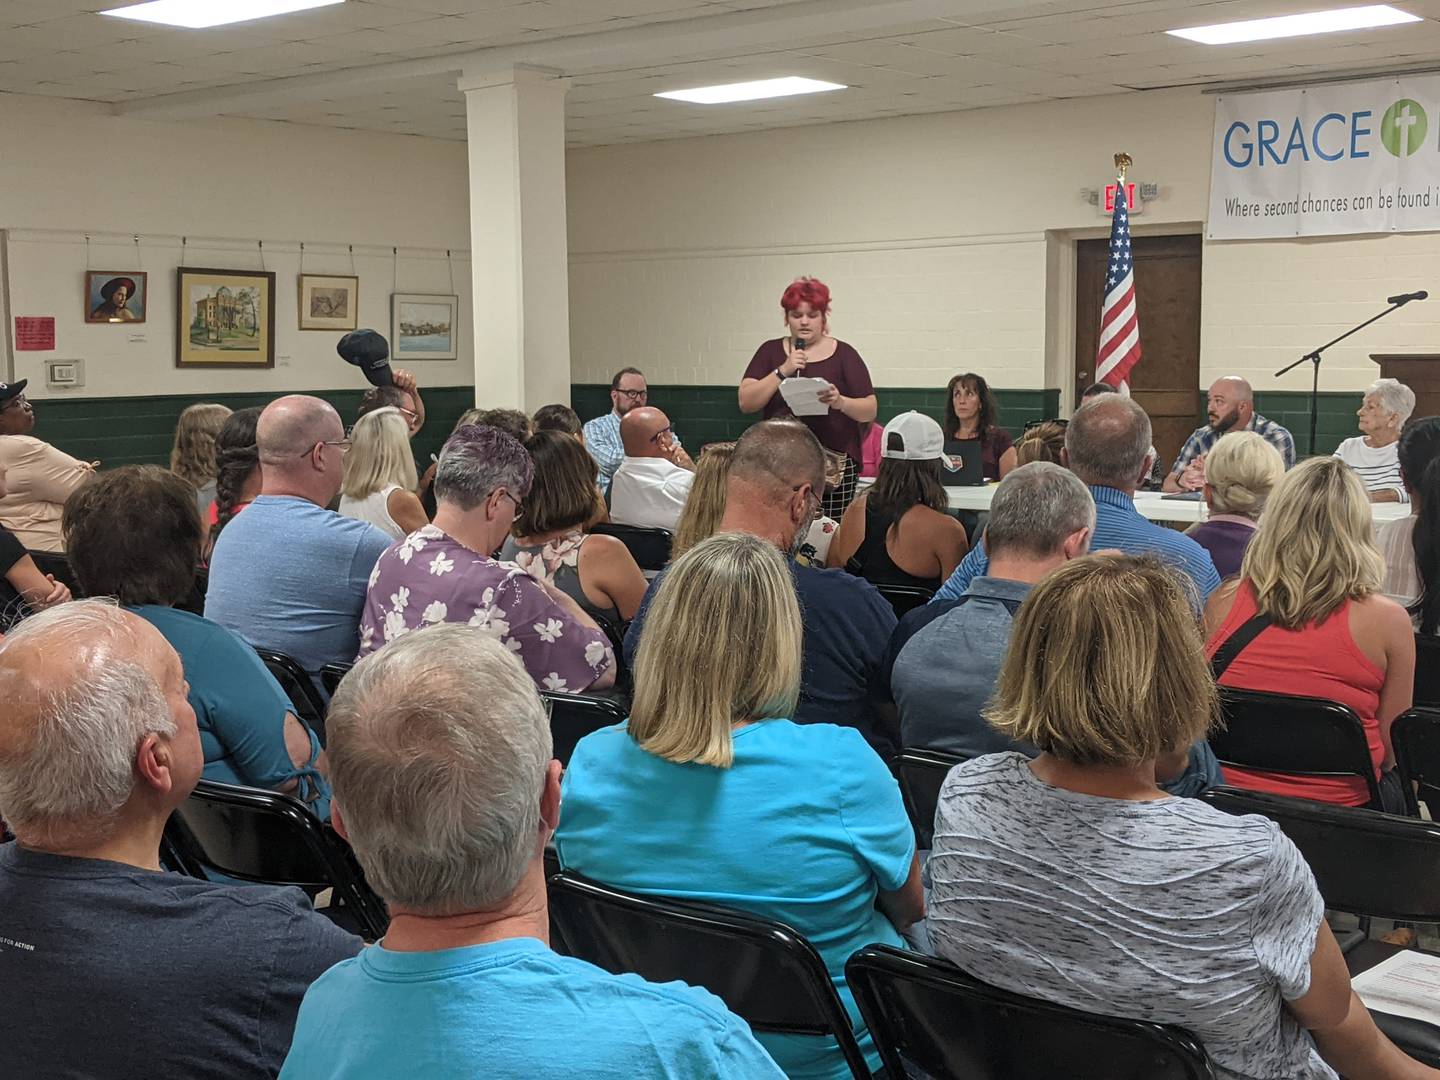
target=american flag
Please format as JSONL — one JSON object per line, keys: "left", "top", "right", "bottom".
{"left": 1096, "top": 182, "right": 1140, "bottom": 389}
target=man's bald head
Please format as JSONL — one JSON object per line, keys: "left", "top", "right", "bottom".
{"left": 729, "top": 420, "right": 826, "bottom": 496}
{"left": 1207, "top": 376, "right": 1255, "bottom": 433}
{"left": 257, "top": 395, "right": 343, "bottom": 466}
{"left": 1065, "top": 395, "right": 1152, "bottom": 491}
{"left": 0, "top": 602, "right": 185, "bottom": 848}
{"left": 619, "top": 406, "right": 672, "bottom": 458}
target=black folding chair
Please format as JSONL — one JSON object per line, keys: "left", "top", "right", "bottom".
{"left": 255, "top": 647, "right": 329, "bottom": 745}
{"left": 1210, "top": 688, "right": 1385, "bottom": 811}
{"left": 846, "top": 945, "right": 1214, "bottom": 1080}
{"left": 1200, "top": 786, "right": 1440, "bottom": 1066}
{"left": 1392, "top": 707, "right": 1440, "bottom": 818}
{"left": 540, "top": 691, "right": 627, "bottom": 767}
{"left": 874, "top": 583, "right": 935, "bottom": 620}
{"left": 1415, "top": 634, "right": 1440, "bottom": 709}
{"left": 167, "top": 779, "right": 388, "bottom": 940}
{"left": 320, "top": 661, "right": 354, "bottom": 699}
{"left": 547, "top": 870, "right": 871, "bottom": 1078}
{"left": 893, "top": 748, "right": 965, "bottom": 849}
{"left": 590, "top": 523, "right": 672, "bottom": 572}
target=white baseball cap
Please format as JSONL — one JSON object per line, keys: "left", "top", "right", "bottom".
{"left": 881, "top": 411, "right": 945, "bottom": 461}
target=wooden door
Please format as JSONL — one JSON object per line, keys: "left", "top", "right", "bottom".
{"left": 1075, "top": 234, "right": 1202, "bottom": 471}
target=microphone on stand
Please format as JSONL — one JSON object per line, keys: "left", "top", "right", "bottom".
{"left": 1387, "top": 290, "right": 1428, "bottom": 305}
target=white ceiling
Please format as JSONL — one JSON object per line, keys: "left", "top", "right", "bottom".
{"left": 4, "top": 0, "right": 1440, "bottom": 145}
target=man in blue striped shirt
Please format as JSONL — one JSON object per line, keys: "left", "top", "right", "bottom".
{"left": 935, "top": 394, "right": 1220, "bottom": 606}
{"left": 1163, "top": 376, "right": 1295, "bottom": 493}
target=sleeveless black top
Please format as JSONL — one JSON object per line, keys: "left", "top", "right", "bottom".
{"left": 850, "top": 502, "right": 941, "bottom": 590}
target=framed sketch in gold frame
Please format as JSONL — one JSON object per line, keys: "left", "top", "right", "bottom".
{"left": 176, "top": 267, "right": 276, "bottom": 369}
{"left": 298, "top": 273, "right": 359, "bottom": 331}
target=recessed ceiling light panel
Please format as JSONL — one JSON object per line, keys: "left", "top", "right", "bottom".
{"left": 655, "top": 76, "right": 847, "bottom": 105}
{"left": 1168, "top": 4, "right": 1421, "bottom": 45}
{"left": 101, "top": 0, "right": 344, "bottom": 30}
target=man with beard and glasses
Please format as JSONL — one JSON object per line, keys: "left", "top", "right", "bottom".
{"left": 1165, "top": 376, "right": 1295, "bottom": 493}
{"left": 622, "top": 420, "right": 899, "bottom": 756}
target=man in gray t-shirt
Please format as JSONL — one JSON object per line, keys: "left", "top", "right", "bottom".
{"left": 882, "top": 463, "right": 1094, "bottom": 757}
{"left": 0, "top": 603, "right": 361, "bottom": 1079}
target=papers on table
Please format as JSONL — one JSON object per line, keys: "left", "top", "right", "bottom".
{"left": 1352, "top": 950, "right": 1440, "bottom": 1025}
{"left": 779, "top": 376, "right": 832, "bottom": 417}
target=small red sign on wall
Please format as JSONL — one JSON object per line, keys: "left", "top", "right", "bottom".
{"left": 1104, "top": 183, "right": 1138, "bottom": 214}
{"left": 14, "top": 316, "right": 55, "bottom": 351}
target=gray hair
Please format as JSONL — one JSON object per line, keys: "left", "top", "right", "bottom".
{"left": 325, "top": 625, "right": 552, "bottom": 914}
{"left": 0, "top": 601, "right": 174, "bottom": 842}
{"left": 1368, "top": 378, "right": 1416, "bottom": 427}
{"left": 1066, "top": 395, "right": 1152, "bottom": 490}
{"left": 985, "top": 462, "right": 1096, "bottom": 559}
{"left": 730, "top": 419, "right": 825, "bottom": 493}
{"left": 433, "top": 423, "right": 534, "bottom": 511}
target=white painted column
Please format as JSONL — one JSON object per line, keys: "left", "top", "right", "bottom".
{"left": 459, "top": 65, "right": 571, "bottom": 410}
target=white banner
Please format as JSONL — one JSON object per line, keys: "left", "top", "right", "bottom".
{"left": 1209, "top": 75, "right": 1440, "bottom": 239}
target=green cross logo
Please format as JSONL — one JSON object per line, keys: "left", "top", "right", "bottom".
{"left": 1381, "top": 98, "right": 1427, "bottom": 156}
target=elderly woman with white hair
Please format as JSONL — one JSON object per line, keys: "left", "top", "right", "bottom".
{"left": 1334, "top": 378, "right": 1416, "bottom": 503}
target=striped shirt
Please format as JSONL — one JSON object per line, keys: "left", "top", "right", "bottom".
{"left": 933, "top": 485, "right": 1221, "bottom": 605}
{"left": 1333, "top": 436, "right": 1407, "bottom": 502}
{"left": 1171, "top": 413, "right": 1296, "bottom": 476}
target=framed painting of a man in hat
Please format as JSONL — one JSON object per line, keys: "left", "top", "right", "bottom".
{"left": 85, "top": 271, "right": 147, "bottom": 324}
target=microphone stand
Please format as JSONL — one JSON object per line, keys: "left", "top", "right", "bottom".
{"left": 1275, "top": 298, "right": 1412, "bottom": 456}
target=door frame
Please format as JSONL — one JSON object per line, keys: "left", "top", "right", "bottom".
{"left": 1044, "top": 220, "right": 1205, "bottom": 416}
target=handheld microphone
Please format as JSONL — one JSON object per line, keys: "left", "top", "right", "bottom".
{"left": 793, "top": 334, "right": 806, "bottom": 352}
{"left": 1387, "top": 290, "right": 1428, "bottom": 305}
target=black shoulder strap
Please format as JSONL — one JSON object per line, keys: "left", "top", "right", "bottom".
{"left": 1210, "top": 612, "right": 1273, "bottom": 681}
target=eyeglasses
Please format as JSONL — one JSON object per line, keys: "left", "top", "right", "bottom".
{"left": 648, "top": 425, "right": 674, "bottom": 444}
{"left": 615, "top": 388, "right": 648, "bottom": 401}
{"left": 0, "top": 395, "right": 31, "bottom": 413}
{"left": 498, "top": 489, "right": 524, "bottom": 516}
{"left": 300, "top": 438, "right": 351, "bottom": 459}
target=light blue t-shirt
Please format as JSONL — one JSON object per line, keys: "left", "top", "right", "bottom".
{"left": 131, "top": 604, "right": 330, "bottom": 818}
{"left": 556, "top": 719, "right": 915, "bottom": 1080}
{"left": 278, "top": 937, "right": 783, "bottom": 1079}
{"left": 205, "top": 495, "right": 391, "bottom": 675}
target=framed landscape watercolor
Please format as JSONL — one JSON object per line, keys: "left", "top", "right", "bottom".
{"left": 298, "top": 273, "right": 359, "bottom": 331}
{"left": 85, "top": 271, "right": 147, "bottom": 324}
{"left": 176, "top": 267, "right": 276, "bottom": 369}
{"left": 392, "top": 293, "right": 459, "bottom": 361}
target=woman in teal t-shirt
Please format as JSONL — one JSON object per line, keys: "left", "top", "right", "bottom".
{"left": 556, "top": 532, "right": 923, "bottom": 1080}
{"left": 63, "top": 465, "right": 329, "bottom": 817}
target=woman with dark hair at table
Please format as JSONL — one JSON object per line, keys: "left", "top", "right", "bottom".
{"left": 738, "top": 277, "right": 876, "bottom": 517}
{"left": 944, "top": 372, "right": 1014, "bottom": 481}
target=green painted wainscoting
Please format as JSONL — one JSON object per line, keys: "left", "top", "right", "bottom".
{"left": 28, "top": 387, "right": 480, "bottom": 471}
{"left": 25, "top": 385, "right": 1368, "bottom": 470}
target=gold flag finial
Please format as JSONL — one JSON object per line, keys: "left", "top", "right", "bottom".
{"left": 1114, "top": 152, "right": 1133, "bottom": 182}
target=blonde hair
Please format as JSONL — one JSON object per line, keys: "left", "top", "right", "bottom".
{"left": 169, "top": 403, "right": 231, "bottom": 489}
{"left": 1240, "top": 456, "right": 1383, "bottom": 629}
{"left": 629, "top": 532, "right": 801, "bottom": 767}
{"left": 1205, "top": 431, "right": 1284, "bottom": 518}
{"left": 985, "top": 555, "right": 1217, "bottom": 765}
{"left": 671, "top": 442, "right": 736, "bottom": 559}
{"left": 342, "top": 407, "right": 418, "bottom": 500}
{"left": 1014, "top": 421, "right": 1067, "bottom": 466}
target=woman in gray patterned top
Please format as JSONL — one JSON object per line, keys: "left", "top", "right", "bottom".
{"left": 927, "top": 554, "right": 1437, "bottom": 1080}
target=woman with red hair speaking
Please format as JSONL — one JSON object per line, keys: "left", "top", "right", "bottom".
{"left": 739, "top": 277, "right": 877, "bottom": 515}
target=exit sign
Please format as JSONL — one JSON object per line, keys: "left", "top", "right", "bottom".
{"left": 1103, "top": 181, "right": 1144, "bottom": 216}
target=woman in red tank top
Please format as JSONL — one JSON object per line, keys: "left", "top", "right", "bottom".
{"left": 1203, "top": 457, "right": 1415, "bottom": 809}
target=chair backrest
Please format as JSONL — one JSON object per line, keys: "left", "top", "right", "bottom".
{"left": 547, "top": 870, "right": 871, "bottom": 1078}
{"left": 170, "top": 779, "right": 388, "bottom": 938}
{"left": 1210, "top": 687, "right": 1383, "bottom": 809}
{"left": 320, "top": 661, "right": 354, "bottom": 699}
{"left": 254, "top": 647, "right": 329, "bottom": 741}
{"left": 874, "top": 583, "right": 935, "bottom": 620}
{"left": 1200, "top": 786, "right": 1440, "bottom": 924}
{"left": 846, "top": 945, "right": 1214, "bottom": 1080}
{"left": 1414, "top": 635, "right": 1440, "bottom": 709}
{"left": 540, "top": 690, "right": 628, "bottom": 766}
{"left": 894, "top": 748, "right": 965, "bottom": 849}
{"left": 1394, "top": 707, "right": 1440, "bottom": 816}
{"left": 590, "top": 522, "right": 672, "bottom": 572}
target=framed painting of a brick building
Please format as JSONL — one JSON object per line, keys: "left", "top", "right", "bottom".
{"left": 176, "top": 267, "right": 276, "bottom": 368}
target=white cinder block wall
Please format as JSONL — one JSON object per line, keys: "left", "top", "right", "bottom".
{"left": 567, "top": 86, "right": 1440, "bottom": 398}
{"left": 0, "top": 94, "right": 474, "bottom": 400}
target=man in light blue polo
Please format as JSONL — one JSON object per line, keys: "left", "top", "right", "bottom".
{"left": 935, "top": 394, "right": 1221, "bottom": 606}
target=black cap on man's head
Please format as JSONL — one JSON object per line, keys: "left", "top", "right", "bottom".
{"left": 0, "top": 379, "right": 28, "bottom": 405}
